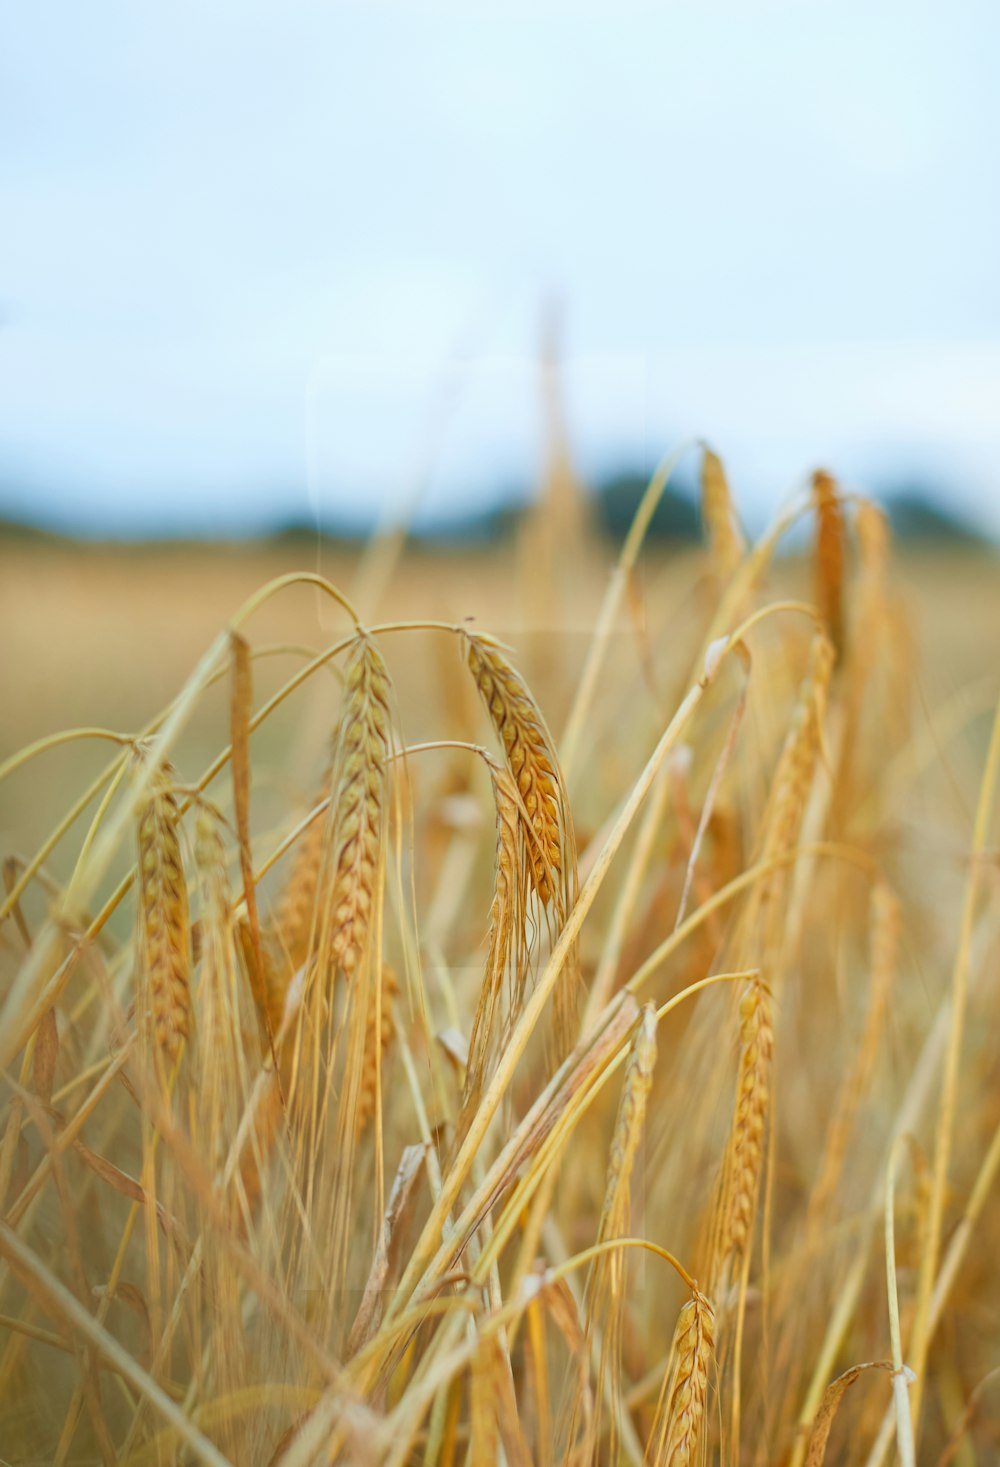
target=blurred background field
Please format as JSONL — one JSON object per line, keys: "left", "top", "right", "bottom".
{"left": 3, "top": 498, "right": 1000, "bottom": 916}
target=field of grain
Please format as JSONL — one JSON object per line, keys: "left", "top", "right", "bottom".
{"left": 1, "top": 463, "right": 999, "bottom": 1465}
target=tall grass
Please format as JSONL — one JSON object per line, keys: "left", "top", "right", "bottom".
{"left": 0, "top": 454, "right": 998, "bottom": 1464}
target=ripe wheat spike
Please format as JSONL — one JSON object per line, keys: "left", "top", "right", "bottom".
{"left": 813, "top": 468, "right": 846, "bottom": 661}
{"left": 719, "top": 978, "right": 774, "bottom": 1275}
{"left": 648, "top": 1290, "right": 716, "bottom": 1467}
{"left": 328, "top": 635, "right": 391, "bottom": 980}
{"left": 701, "top": 445, "right": 746, "bottom": 580}
{"left": 135, "top": 760, "right": 191, "bottom": 1079}
{"left": 355, "top": 964, "right": 398, "bottom": 1139}
{"left": 464, "top": 629, "right": 569, "bottom": 908}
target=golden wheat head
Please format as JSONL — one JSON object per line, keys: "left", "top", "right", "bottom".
{"left": 328, "top": 635, "right": 391, "bottom": 980}
{"left": 136, "top": 761, "right": 191, "bottom": 1077}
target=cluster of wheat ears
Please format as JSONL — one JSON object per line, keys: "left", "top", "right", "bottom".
{"left": 1, "top": 450, "right": 998, "bottom": 1466}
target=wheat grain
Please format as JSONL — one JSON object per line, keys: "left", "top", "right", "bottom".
{"left": 599, "top": 1001, "right": 657, "bottom": 1243}
{"left": 649, "top": 1290, "right": 715, "bottom": 1467}
{"left": 274, "top": 768, "right": 332, "bottom": 972}
{"left": 464, "top": 630, "right": 567, "bottom": 907}
{"left": 328, "top": 636, "right": 391, "bottom": 980}
{"left": 136, "top": 762, "right": 191, "bottom": 1078}
{"left": 355, "top": 965, "right": 398, "bottom": 1140}
{"left": 701, "top": 446, "right": 746, "bottom": 580}
{"left": 721, "top": 979, "right": 774, "bottom": 1272}
{"left": 813, "top": 469, "right": 846, "bottom": 661}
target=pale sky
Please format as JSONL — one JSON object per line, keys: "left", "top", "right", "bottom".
{"left": 2, "top": 1, "right": 1000, "bottom": 535}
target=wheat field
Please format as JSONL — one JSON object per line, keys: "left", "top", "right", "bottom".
{"left": 1, "top": 455, "right": 999, "bottom": 1465}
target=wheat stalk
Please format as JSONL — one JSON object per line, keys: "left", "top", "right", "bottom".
{"left": 459, "top": 758, "right": 529, "bottom": 1143}
{"left": 587, "top": 1002, "right": 658, "bottom": 1462}
{"left": 808, "top": 883, "right": 899, "bottom": 1231}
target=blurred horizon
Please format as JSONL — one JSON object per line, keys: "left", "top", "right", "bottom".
{"left": 3, "top": 2, "right": 1000, "bottom": 539}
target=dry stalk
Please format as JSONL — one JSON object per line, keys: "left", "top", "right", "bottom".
{"left": 808, "top": 883, "right": 899, "bottom": 1231}
{"left": 458, "top": 758, "right": 529, "bottom": 1145}
{"left": 586, "top": 1002, "right": 658, "bottom": 1462}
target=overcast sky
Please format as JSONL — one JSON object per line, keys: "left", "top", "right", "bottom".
{"left": 2, "top": 1, "right": 1000, "bottom": 536}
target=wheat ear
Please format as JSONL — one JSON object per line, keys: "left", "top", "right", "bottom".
{"left": 598, "top": 1001, "right": 658, "bottom": 1244}
{"left": 760, "top": 632, "right": 835, "bottom": 868}
{"left": 701, "top": 446, "right": 746, "bottom": 581}
{"left": 463, "top": 630, "right": 569, "bottom": 908}
{"left": 328, "top": 636, "right": 391, "bottom": 980}
{"left": 355, "top": 965, "right": 399, "bottom": 1140}
{"left": 813, "top": 469, "right": 846, "bottom": 660}
{"left": 721, "top": 979, "right": 774, "bottom": 1273}
{"left": 193, "top": 807, "right": 232, "bottom": 1135}
{"left": 274, "top": 766, "right": 332, "bottom": 972}
{"left": 136, "top": 763, "right": 191, "bottom": 1078}
{"left": 649, "top": 1290, "right": 715, "bottom": 1467}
